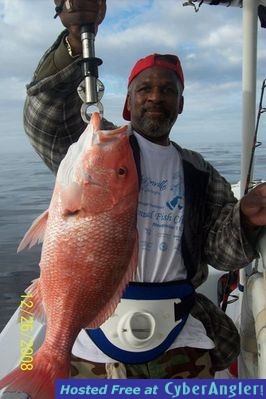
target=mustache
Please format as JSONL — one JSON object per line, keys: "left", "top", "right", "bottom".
{"left": 143, "top": 106, "right": 170, "bottom": 116}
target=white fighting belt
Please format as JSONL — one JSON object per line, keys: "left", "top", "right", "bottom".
{"left": 86, "top": 281, "right": 195, "bottom": 363}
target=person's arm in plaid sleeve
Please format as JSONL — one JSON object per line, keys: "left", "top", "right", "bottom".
{"left": 23, "top": 0, "right": 113, "bottom": 174}
{"left": 202, "top": 162, "right": 265, "bottom": 270}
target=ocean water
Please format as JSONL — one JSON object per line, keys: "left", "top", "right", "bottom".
{"left": 0, "top": 142, "right": 265, "bottom": 332}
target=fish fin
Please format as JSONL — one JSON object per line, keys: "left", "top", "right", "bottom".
{"left": 17, "top": 210, "right": 49, "bottom": 253}
{"left": 0, "top": 348, "right": 69, "bottom": 399}
{"left": 61, "top": 182, "right": 83, "bottom": 216}
{"left": 19, "top": 279, "right": 46, "bottom": 324}
{"left": 88, "top": 232, "right": 138, "bottom": 328}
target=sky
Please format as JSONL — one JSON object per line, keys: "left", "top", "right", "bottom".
{"left": 0, "top": 0, "right": 266, "bottom": 153}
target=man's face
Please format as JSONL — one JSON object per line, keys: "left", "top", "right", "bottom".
{"left": 126, "top": 66, "right": 183, "bottom": 145}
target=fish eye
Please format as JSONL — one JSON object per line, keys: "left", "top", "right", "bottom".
{"left": 117, "top": 167, "right": 128, "bottom": 176}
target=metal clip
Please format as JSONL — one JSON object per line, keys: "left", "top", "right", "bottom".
{"left": 182, "top": 0, "right": 202, "bottom": 12}
{"left": 78, "top": 24, "right": 105, "bottom": 123}
{"left": 80, "top": 102, "right": 104, "bottom": 123}
{"left": 77, "top": 78, "right": 104, "bottom": 122}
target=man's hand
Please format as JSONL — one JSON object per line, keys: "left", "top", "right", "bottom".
{"left": 54, "top": 0, "right": 106, "bottom": 55}
{"left": 240, "top": 182, "right": 266, "bottom": 229}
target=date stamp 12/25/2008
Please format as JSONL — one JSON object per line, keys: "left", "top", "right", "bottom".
{"left": 20, "top": 293, "right": 34, "bottom": 371}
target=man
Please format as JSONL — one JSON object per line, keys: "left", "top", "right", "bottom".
{"left": 23, "top": 0, "right": 266, "bottom": 379}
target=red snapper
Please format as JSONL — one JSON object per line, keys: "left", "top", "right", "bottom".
{"left": 0, "top": 112, "right": 139, "bottom": 398}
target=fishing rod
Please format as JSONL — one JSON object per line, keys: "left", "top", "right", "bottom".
{"left": 78, "top": 23, "right": 104, "bottom": 123}
{"left": 243, "top": 78, "right": 265, "bottom": 195}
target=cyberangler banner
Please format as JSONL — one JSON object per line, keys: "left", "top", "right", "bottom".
{"left": 56, "top": 379, "right": 265, "bottom": 399}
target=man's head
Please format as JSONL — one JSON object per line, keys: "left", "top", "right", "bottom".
{"left": 123, "top": 53, "right": 184, "bottom": 145}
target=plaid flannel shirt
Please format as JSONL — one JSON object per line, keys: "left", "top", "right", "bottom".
{"left": 23, "top": 32, "right": 259, "bottom": 371}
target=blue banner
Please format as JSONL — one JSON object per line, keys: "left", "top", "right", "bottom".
{"left": 55, "top": 379, "right": 265, "bottom": 399}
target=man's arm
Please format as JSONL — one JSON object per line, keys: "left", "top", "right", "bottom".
{"left": 23, "top": 0, "right": 115, "bottom": 174}
{"left": 24, "top": 31, "right": 84, "bottom": 173}
{"left": 202, "top": 164, "right": 265, "bottom": 271}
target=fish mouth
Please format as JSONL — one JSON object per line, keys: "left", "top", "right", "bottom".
{"left": 83, "top": 171, "right": 103, "bottom": 187}
{"left": 93, "top": 129, "right": 128, "bottom": 146}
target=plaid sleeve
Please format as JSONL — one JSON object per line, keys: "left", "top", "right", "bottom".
{"left": 23, "top": 32, "right": 116, "bottom": 174}
{"left": 202, "top": 162, "right": 259, "bottom": 270}
{"left": 191, "top": 293, "right": 240, "bottom": 371}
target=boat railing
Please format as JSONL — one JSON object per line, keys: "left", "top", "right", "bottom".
{"left": 240, "top": 229, "right": 266, "bottom": 378}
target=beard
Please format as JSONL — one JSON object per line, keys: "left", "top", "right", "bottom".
{"left": 139, "top": 111, "right": 176, "bottom": 139}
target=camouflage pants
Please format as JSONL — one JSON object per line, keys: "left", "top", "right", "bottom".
{"left": 71, "top": 347, "right": 214, "bottom": 379}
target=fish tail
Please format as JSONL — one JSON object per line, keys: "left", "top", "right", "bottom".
{"left": 0, "top": 349, "right": 70, "bottom": 399}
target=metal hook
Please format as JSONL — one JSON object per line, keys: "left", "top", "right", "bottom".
{"left": 78, "top": 24, "right": 105, "bottom": 120}
{"left": 77, "top": 79, "right": 104, "bottom": 104}
{"left": 80, "top": 102, "right": 104, "bottom": 124}
{"left": 78, "top": 78, "right": 104, "bottom": 122}
{"left": 182, "top": 0, "right": 202, "bottom": 12}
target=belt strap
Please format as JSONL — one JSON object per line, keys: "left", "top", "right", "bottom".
{"left": 86, "top": 280, "right": 195, "bottom": 363}
{"left": 174, "top": 292, "right": 195, "bottom": 321}
{"left": 122, "top": 280, "right": 194, "bottom": 299}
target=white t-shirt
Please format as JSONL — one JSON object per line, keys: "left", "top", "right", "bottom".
{"left": 134, "top": 131, "right": 186, "bottom": 283}
{"left": 72, "top": 131, "right": 214, "bottom": 362}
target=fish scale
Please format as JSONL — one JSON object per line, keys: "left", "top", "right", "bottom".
{"left": 0, "top": 113, "right": 139, "bottom": 399}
